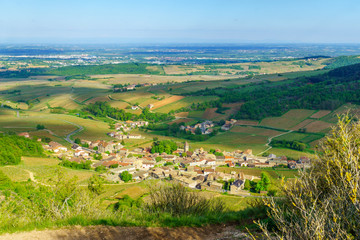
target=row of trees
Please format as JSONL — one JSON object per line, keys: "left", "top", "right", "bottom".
{"left": 270, "top": 140, "right": 307, "bottom": 151}
{"left": 84, "top": 101, "right": 174, "bottom": 122}
{"left": 59, "top": 160, "right": 92, "bottom": 170}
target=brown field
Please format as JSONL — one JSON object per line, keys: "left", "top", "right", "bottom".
{"left": 202, "top": 108, "right": 221, "bottom": 120}
{"left": 310, "top": 110, "right": 331, "bottom": 119}
{"left": 167, "top": 118, "right": 193, "bottom": 125}
{"left": 175, "top": 112, "right": 189, "bottom": 118}
{"left": 85, "top": 96, "right": 110, "bottom": 104}
{"left": 304, "top": 121, "right": 333, "bottom": 133}
{"left": 151, "top": 95, "right": 185, "bottom": 109}
{"left": 235, "top": 120, "right": 259, "bottom": 126}
{"left": 291, "top": 119, "right": 314, "bottom": 130}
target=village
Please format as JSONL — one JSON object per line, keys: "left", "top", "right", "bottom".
{"left": 16, "top": 119, "right": 310, "bottom": 196}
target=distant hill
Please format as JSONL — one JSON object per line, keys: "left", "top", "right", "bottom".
{"left": 324, "top": 55, "right": 360, "bottom": 69}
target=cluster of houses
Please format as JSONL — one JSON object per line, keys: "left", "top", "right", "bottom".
{"left": 17, "top": 130, "right": 311, "bottom": 195}
{"left": 221, "top": 119, "right": 237, "bottom": 131}
{"left": 107, "top": 121, "right": 147, "bottom": 140}
{"left": 113, "top": 83, "right": 155, "bottom": 93}
{"left": 180, "top": 120, "right": 214, "bottom": 135}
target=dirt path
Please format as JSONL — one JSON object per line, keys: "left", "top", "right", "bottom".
{"left": 3, "top": 166, "right": 50, "bottom": 187}
{"left": 0, "top": 224, "right": 252, "bottom": 240}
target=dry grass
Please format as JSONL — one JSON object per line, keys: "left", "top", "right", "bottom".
{"left": 304, "top": 120, "right": 332, "bottom": 133}
{"left": 151, "top": 96, "right": 185, "bottom": 110}
{"left": 291, "top": 119, "right": 314, "bottom": 130}
{"left": 235, "top": 120, "right": 259, "bottom": 126}
{"left": 175, "top": 112, "right": 189, "bottom": 118}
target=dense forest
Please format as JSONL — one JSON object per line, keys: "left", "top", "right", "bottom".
{"left": 84, "top": 101, "right": 174, "bottom": 122}
{"left": 0, "top": 135, "right": 44, "bottom": 165}
{"left": 182, "top": 63, "right": 360, "bottom": 120}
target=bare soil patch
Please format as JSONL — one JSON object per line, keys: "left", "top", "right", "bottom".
{"left": 0, "top": 224, "right": 251, "bottom": 240}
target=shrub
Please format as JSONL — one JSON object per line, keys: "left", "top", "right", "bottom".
{"left": 120, "top": 171, "right": 132, "bottom": 183}
{"left": 258, "top": 114, "right": 360, "bottom": 239}
{"left": 146, "top": 183, "right": 225, "bottom": 216}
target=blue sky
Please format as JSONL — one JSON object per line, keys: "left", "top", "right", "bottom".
{"left": 1, "top": 0, "right": 359, "bottom": 43}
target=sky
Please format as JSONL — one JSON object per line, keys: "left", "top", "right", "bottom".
{"left": 1, "top": 0, "right": 360, "bottom": 44}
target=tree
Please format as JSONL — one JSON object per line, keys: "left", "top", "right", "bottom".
{"left": 36, "top": 124, "right": 45, "bottom": 130}
{"left": 244, "top": 179, "right": 251, "bottom": 190}
{"left": 258, "top": 115, "right": 360, "bottom": 239}
{"left": 74, "top": 138, "right": 81, "bottom": 144}
{"left": 88, "top": 174, "right": 104, "bottom": 195}
{"left": 121, "top": 140, "right": 125, "bottom": 145}
{"left": 255, "top": 172, "right": 271, "bottom": 193}
{"left": 155, "top": 156, "right": 162, "bottom": 162}
{"left": 121, "top": 171, "right": 132, "bottom": 183}
{"left": 195, "top": 127, "right": 202, "bottom": 135}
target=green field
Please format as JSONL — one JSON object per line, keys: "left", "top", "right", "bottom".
{"left": 260, "top": 109, "right": 316, "bottom": 129}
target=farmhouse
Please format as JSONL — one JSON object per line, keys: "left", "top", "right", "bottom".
{"left": 17, "top": 132, "right": 30, "bottom": 138}
{"left": 48, "top": 141, "right": 68, "bottom": 153}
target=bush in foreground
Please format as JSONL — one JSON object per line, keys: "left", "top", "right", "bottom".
{"left": 258, "top": 114, "right": 360, "bottom": 239}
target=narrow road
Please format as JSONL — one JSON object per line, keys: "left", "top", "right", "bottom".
{"left": 62, "top": 120, "right": 84, "bottom": 144}
{"left": 257, "top": 130, "right": 293, "bottom": 156}
{"left": 61, "top": 120, "right": 97, "bottom": 153}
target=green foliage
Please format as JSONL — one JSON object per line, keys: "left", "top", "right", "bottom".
{"left": 209, "top": 149, "right": 224, "bottom": 156}
{"left": 36, "top": 124, "right": 45, "bottom": 130}
{"left": 74, "top": 138, "right": 81, "bottom": 144}
{"left": 110, "top": 195, "right": 143, "bottom": 211}
{"left": 258, "top": 115, "right": 360, "bottom": 239}
{"left": 95, "top": 165, "right": 107, "bottom": 173}
{"left": 109, "top": 164, "right": 119, "bottom": 168}
{"left": 93, "top": 153, "right": 102, "bottom": 160}
{"left": 151, "top": 140, "right": 177, "bottom": 154}
{"left": 244, "top": 180, "right": 251, "bottom": 190}
{"left": 88, "top": 175, "right": 104, "bottom": 195}
{"left": 270, "top": 140, "right": 307, "bottom": 151}
{"left": 84, "top": 101, "right": 173, "bottom": 123}
{"left": 155, "top": 156, "right": 162, "bottom": 162}
{"left": 325, "top": 55, "right": 360, "bottom": 69}
{"left": 59, "top": 160, "right": 91, "bottom": 170}
{"left": 146, "top": 183, "right": 225, "bottom": 216}
{"left": 255, "top": 172, "right": 271, "bottom": 193}
{"left": 120, "top": 171, "right": 132, "bottom": 183}
{"left": 164, "top": 162, "right": 174, "bottom": 166}
{"left": 0, "top": 134, "right": 44, "bottom": 165}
